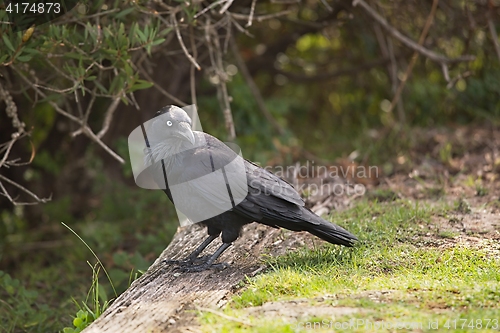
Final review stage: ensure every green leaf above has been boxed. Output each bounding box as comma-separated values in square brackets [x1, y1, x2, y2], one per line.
[93, 81, 108, 94]
[128, 22, 137, 43]
[120, 95, 129, 105]
[22, 47, 39, 55]
[16, 55, 32, 62]
[64, 52, 84, 60]
[109, 75, 124, 94]
[73, 317, 83, 328]
[136, 29, 147, 43]
[129, 80, 153, 92]
[151, 38, 165, 46]
[159, 27, 173, 37]
[2, 34, 15, 52]
[124, 63, 133, 77]
[114, 7, 135, 19]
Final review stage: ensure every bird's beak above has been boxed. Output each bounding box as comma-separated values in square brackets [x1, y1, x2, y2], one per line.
[176, 122, 195, 145]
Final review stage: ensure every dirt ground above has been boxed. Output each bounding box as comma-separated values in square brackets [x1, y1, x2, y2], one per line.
[381, 126, 500, 248]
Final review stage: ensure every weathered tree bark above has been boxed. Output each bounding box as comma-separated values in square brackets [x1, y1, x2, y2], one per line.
[82, 222, 317, 333]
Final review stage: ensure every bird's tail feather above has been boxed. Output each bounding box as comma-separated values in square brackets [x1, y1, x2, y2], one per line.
[305, 220, 358, 247]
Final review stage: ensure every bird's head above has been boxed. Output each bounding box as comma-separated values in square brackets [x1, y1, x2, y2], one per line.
[148, 105, 195, 146]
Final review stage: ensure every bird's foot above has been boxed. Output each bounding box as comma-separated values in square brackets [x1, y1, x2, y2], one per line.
[162, 255, 212, 267]
[163, 259, 189, 266]
[191, 255, 212, 264]
[178, 262, 229, 273]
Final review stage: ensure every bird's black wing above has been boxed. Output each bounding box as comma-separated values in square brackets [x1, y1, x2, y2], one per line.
[169, 133, 304, 216]
[244, 160, 304, 206]
[170, 133, 357, 246]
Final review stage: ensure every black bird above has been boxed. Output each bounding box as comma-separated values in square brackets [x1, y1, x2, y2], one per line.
[142, 105, 357, 272]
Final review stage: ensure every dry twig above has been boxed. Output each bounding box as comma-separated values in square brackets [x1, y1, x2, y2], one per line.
[386, 0, 440, 117]
[219, 0, 235, 14]
[172, 13, 201, 70]
[487, 6, 500, 62]
[0, 173, 52, 205]
[353, 0, 475, 65]
[205, 18, 236, 140]
[246, 0, 257, 27]
[190, 25, 198, 107]
[97, 94, 122, 138]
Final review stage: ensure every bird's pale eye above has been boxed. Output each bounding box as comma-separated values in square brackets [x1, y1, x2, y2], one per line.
[167, 121, 173, 127]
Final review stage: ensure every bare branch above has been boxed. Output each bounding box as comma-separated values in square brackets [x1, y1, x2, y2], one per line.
[0, 138, 17, 169]
[83, 87, 98, 126]
[246, 0, 257, 27]
[224, 15, 233, 53]
[230, 9, 295, 23]
[487, 7, 500, 62]
[320, 0, 333, 12]
[189, 25, 198, 107]
[205, 19, 236, 140]
[193, 0, 226, 19]
[373, 3, 404, 122]
[441, 63, 450, 82]
[0, 180, 15, 203]
[353, 0, 475, 64]
[172, 13, 201, 70]
[219, 0, 235, 14]
[446, 71, 472, 90]
[386, 0, 439, 118]
[82, 126, 125, 163]
[229, 14, 254, 37]
[0, 174, 52, 205]
[97, 94, 122, 139]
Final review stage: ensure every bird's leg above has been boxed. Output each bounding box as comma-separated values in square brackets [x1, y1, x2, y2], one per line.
[186, 234, 219, 263]
[163, 234, 218, 266]
[180, 242, 232, 272]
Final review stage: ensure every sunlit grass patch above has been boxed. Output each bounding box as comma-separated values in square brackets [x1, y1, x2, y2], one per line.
[199, 200, 500, 333]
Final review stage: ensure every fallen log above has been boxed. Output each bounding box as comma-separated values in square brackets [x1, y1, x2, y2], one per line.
[82, 222, 317, 333]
